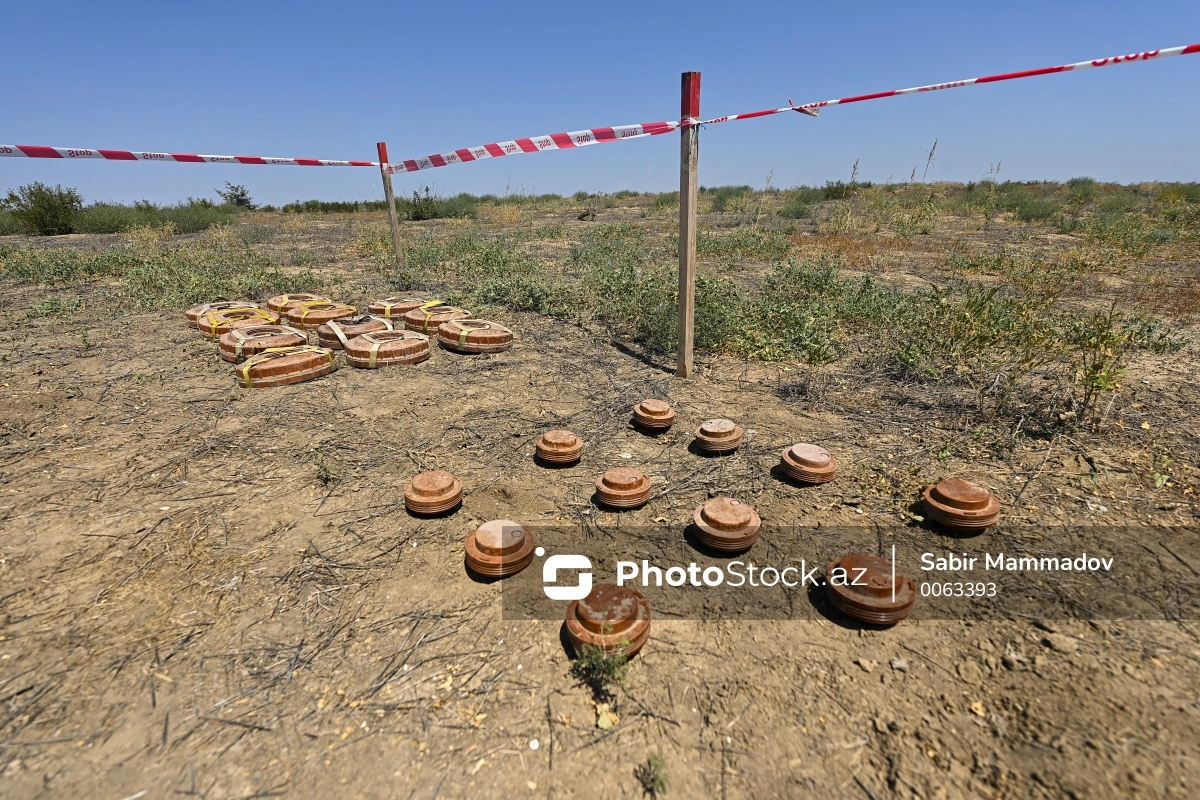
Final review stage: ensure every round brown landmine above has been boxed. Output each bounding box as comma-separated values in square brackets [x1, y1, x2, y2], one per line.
[286, 301, 358, 330]
[692, 497, 762, 553]
[534, 430, 584, 465]
[218, 324, 307, 362]
[233, 345, 337, 388]
[464, 520, 536, 578]
[266, 293, 329, 313]
[631, 399, 676, 431]
[404, 469, 463, 515]
[693, 418, 743, 453]
[922, 478, 1001, 532]
[780, 443, 838, 484]
[594, 467, 652, 509]
[343, 330, 430, 368]
[198, 307, 281, 340]
[824, 553, 917, 625]
[185, 300, 259, 328]
[438, 319, 513, 354]
[316, 315, 393, 350]
[403, 305, 472, 334]
[565, 583, 652, 658]
[367, 297, 428, 319]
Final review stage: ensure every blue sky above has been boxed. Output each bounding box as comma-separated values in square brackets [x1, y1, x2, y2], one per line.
[3, 1, 1198, 206]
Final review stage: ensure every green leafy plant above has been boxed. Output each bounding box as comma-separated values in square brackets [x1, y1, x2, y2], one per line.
[3, 182, 83, 235]
[635, 753, 669, 797]
[1065, 308, 1187, 427]
[216, 182, 256, 209]
[26, 294, 82, 318]
[570, 642, 629, 704]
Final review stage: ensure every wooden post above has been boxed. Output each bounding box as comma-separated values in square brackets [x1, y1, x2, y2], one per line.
[677, 72, 701, 378]
[376, 141, 404, 268]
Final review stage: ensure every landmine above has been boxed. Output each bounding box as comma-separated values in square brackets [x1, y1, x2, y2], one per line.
[595, 467, 652, 509]
[367, 297, 428, 319]
[437, 320, 513, 354]
[286, 301, 358, 330]
[233, 345, 336, 388]
[824, 553, 917, 625]
[565, 584, 652, 658]
[218, 325, 307, 362]
[693, 418, 743, 453]
[922, 478, 1001, 532]
[266, 293, 329, 314]
[534, 430, 584, 465]
[343, 330, 430, 368]
[403, 305, 472, 334]
[464, 520, 536, 578]
[631, 399, 676, 431]
[780, 443, 838, 484]
[185, 300, 259, 328]
[317, 315, 393, 350]
[198, 307, 280, 340]
[404, 470, 463, 515]
[692, 497, 761, 552]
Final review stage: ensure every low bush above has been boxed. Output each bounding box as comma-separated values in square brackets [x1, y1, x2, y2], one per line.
[74, 199, 237, 234]
[3, 182, 83, 235]
[401, 188, 478, 221]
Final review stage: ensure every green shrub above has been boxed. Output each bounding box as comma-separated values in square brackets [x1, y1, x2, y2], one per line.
[1004, 193, 1060, 222]
[401, 188, 477, 220]
[283, 199, 386, 214]
[706, 185, 752, 213]
[822, 180, 872, 200]
[238, 223, 278, 244]
[651, 192, 679, 212]
[696, 227, 790, 260]
[2, 182, 83, 235]
[26, 294, 82, 317]
[0, 210, 18, 235]
[216, 182, 255, 209]
[73, 199, 235, 234]
[158, 200, 239, 233]
[0, 244, 133, 283]
[74, 203, 140, 233]
[1066, 177, 1097, 205]
[778, 186, 825, 219]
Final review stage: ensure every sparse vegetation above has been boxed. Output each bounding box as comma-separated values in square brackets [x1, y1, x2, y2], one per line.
[635, 753, 670, 797]
[570, 642, 629, 703]
[2, 176, 1194, 434]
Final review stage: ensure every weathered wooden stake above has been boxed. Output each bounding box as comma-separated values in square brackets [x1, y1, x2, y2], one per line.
[376, 141, 404, 268]
[677, 72, 700, 378]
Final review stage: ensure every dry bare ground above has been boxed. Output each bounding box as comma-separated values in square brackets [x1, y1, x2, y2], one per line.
[2, 195, 1199, 799]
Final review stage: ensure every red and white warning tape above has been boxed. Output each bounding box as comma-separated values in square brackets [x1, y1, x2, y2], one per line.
[0, 143, 379, 167]
[4, 42, 1196, 175]
[384, 42, 1200, 174]
[386, 121, 680, 174]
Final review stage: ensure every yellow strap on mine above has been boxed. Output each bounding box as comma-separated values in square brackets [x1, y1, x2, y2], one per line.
[237, 345, 330, 387]
[327, 319, 348, 347]
[231, 328, 250, 359]
[370, 315, 394, 331]
[416, 300, 445, 332]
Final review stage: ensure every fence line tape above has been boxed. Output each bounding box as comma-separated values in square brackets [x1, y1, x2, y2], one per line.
[0, 143, 379, 168]
[3, 42, 1196, 176]
[384, 42, 1198, 175]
